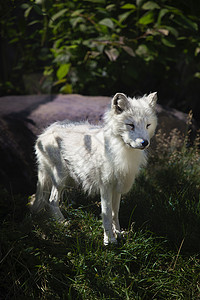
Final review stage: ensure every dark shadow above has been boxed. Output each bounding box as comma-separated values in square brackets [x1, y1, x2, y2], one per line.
[0, 116, 36, 194]
[119, 170, 200, 255]
[0, 95, 57, 195]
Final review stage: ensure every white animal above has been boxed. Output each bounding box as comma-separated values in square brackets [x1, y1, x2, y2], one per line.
[31, 92, 158, 245]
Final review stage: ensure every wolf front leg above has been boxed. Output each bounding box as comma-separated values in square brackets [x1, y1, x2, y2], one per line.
[112, 191, 122, 237]
[100, 186, 117, 245]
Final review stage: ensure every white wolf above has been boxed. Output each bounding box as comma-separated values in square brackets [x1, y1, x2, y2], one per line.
[31, 92, 157, 245]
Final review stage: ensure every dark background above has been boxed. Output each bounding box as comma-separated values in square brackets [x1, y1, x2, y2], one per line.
[1, 0, 200, 123]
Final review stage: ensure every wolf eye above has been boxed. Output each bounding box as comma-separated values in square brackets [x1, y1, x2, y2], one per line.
[126, 123, 135, 131]
[146, 124, 151, 129]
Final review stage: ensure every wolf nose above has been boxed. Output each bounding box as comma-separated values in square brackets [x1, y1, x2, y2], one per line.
[141, 140, 149, 148]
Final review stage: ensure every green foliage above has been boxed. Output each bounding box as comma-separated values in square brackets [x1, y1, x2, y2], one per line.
[1, 0, 200, 114]
[0, 130, 200, 298]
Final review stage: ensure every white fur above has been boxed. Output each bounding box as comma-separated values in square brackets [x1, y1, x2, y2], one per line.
[31, 92, 158, 245]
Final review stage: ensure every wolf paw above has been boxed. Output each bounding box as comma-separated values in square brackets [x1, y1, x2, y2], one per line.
[113, 228, 126, 238]
[104, 235, 118, 246]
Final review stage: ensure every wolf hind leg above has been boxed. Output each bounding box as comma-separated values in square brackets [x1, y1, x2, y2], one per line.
[30, 169, 51, 214]
[48, 185, 65, 221]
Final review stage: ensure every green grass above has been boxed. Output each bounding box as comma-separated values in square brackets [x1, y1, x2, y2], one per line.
[0, 130, 200, 299]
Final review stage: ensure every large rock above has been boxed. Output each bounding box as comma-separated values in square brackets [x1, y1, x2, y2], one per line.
[0, 94, 194, 194]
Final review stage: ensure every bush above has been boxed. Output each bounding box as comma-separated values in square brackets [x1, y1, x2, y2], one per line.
[1, 0, 200, 117]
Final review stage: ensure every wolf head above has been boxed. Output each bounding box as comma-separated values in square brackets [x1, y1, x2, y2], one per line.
[105, 92, 157, 150]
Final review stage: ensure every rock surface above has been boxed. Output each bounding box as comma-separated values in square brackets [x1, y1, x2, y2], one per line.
[0, 94, 193, 194]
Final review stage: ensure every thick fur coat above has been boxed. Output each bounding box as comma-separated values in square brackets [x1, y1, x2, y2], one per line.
[31, 92, 158, 245]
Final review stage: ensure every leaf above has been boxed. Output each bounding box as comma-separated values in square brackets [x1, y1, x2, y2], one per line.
[106, 4, 116, 11]
[142, 1, 160, 10]
[28, 20, 41, 26]
[161, 37, 175, 48]
[32, 4, 46, 16]
[122, 46, 135, 57]
[71, 9, 84, 17]
[70, 17, 85, 28]
[99, 18, 114, 29]
[164, 5, 182, 15]
[121, 4, 136, 10]
[146, 28, 169, 36]
[60, 83, 73, 94]
[163, 26, 179, 37]
[112, 17, 126, 28]
[194, 72, 200, 79]
[135, 44, 149, 57]
[145, 28, 169, 36]
[138, 11, 154, 25]
[9, 38, 19, 44]
[21, 3, 30, 9]
[53, 79, 67, 86]
[88, 51, 101, 59]
[44, 66, 53, 76]
[49, 9, 68, 26]
[118, 11, 133, 23]
[157, 8, 169, 24]
[24, 6, 32, 18]
[56, 63, 71, 80]
[105, 48, 119, 61]
[157, 28, 169, 36]
[195, 47, 200, 56]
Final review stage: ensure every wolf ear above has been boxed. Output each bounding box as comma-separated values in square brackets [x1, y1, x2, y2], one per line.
[112, 93, 129, 114]
[146, 92, 157, 108]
